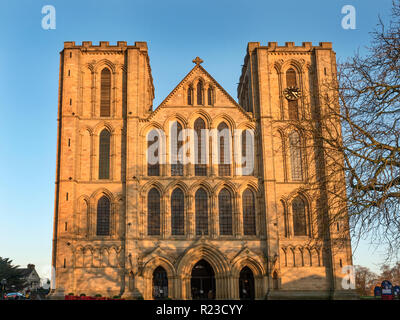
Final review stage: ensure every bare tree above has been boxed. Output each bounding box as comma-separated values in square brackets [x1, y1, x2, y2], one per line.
[354, 265, 379, 296]
[306, 1, 400, 260]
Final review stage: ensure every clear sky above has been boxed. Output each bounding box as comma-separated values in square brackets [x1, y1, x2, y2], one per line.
[0, 0, 394, 279]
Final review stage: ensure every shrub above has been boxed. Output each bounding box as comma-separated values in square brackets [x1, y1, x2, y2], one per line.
[80, 293, 86, 297]
[95, 294, 102, 297]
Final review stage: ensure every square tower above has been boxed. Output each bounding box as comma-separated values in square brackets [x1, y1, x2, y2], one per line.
[238, 42, 356, 299]
[51, 41, 154, 296]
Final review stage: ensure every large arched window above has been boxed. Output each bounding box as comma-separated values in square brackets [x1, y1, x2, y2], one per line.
[292, 196, 307, 236]
[197, 80, 203, 105]
[218, 122, 231, 176]
[147, 129, 160, 176]
[97, 196, 110, 236]
[242, 189, 256, 235]
[171, 188, 184, 235]
[286, 68, 299, 120]
[100, 68, 111, 117]
[148, 188, 161, 236]
[218, 188, 233, 235]
[171, 122, 183, 176]
[289, 131, 303, 181]
[194, 118, 207, 176]
[207, 87, 213, 105]
[99, 129, 111, 179]
[195, 188, 208, 236]
[241, 129, 254, 176]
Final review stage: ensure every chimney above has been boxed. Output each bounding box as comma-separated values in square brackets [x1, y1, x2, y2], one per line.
[27, 264, 35, 270]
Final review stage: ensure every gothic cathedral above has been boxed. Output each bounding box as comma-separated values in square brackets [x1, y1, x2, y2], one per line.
[51, 41, 356, 299]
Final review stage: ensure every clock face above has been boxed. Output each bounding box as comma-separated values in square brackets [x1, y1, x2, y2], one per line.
[283, 86, 301, 100]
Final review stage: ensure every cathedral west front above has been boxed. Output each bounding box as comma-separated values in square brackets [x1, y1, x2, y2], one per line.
[51, 40, 356, 299]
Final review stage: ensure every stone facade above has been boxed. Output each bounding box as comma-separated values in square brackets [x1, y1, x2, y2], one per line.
[51, 41, 356, 299]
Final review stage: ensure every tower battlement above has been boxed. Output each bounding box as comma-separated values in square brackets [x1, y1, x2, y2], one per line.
[247, 41, 333, 53]
[63, 41, 148, 52]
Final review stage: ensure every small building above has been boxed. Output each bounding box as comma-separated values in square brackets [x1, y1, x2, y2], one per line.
[18, 264, 41, 293]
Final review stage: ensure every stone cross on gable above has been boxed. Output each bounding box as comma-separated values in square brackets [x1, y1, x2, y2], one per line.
[192, 57, 204, 65]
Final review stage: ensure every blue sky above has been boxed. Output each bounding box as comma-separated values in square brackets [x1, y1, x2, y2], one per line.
[0, 0, 394, 279]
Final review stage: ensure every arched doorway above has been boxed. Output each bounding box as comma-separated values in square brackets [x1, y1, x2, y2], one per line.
[191, 259, 216, 300]
[153, 266, 168, 299]
[239, 266, 255, 300]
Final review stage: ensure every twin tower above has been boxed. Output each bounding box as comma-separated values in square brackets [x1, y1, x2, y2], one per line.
[51, 41, 356, 299]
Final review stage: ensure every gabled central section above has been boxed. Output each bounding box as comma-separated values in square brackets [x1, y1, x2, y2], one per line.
[157, 57, 244, 110]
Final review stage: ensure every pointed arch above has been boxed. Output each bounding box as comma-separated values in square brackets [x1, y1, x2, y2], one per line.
[177, 243, 230, 276]
[187, 109, 212, 128]
[165, 180, 189, 195]
[94, 59, 116, 73]
[140, 180, 165, 197]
